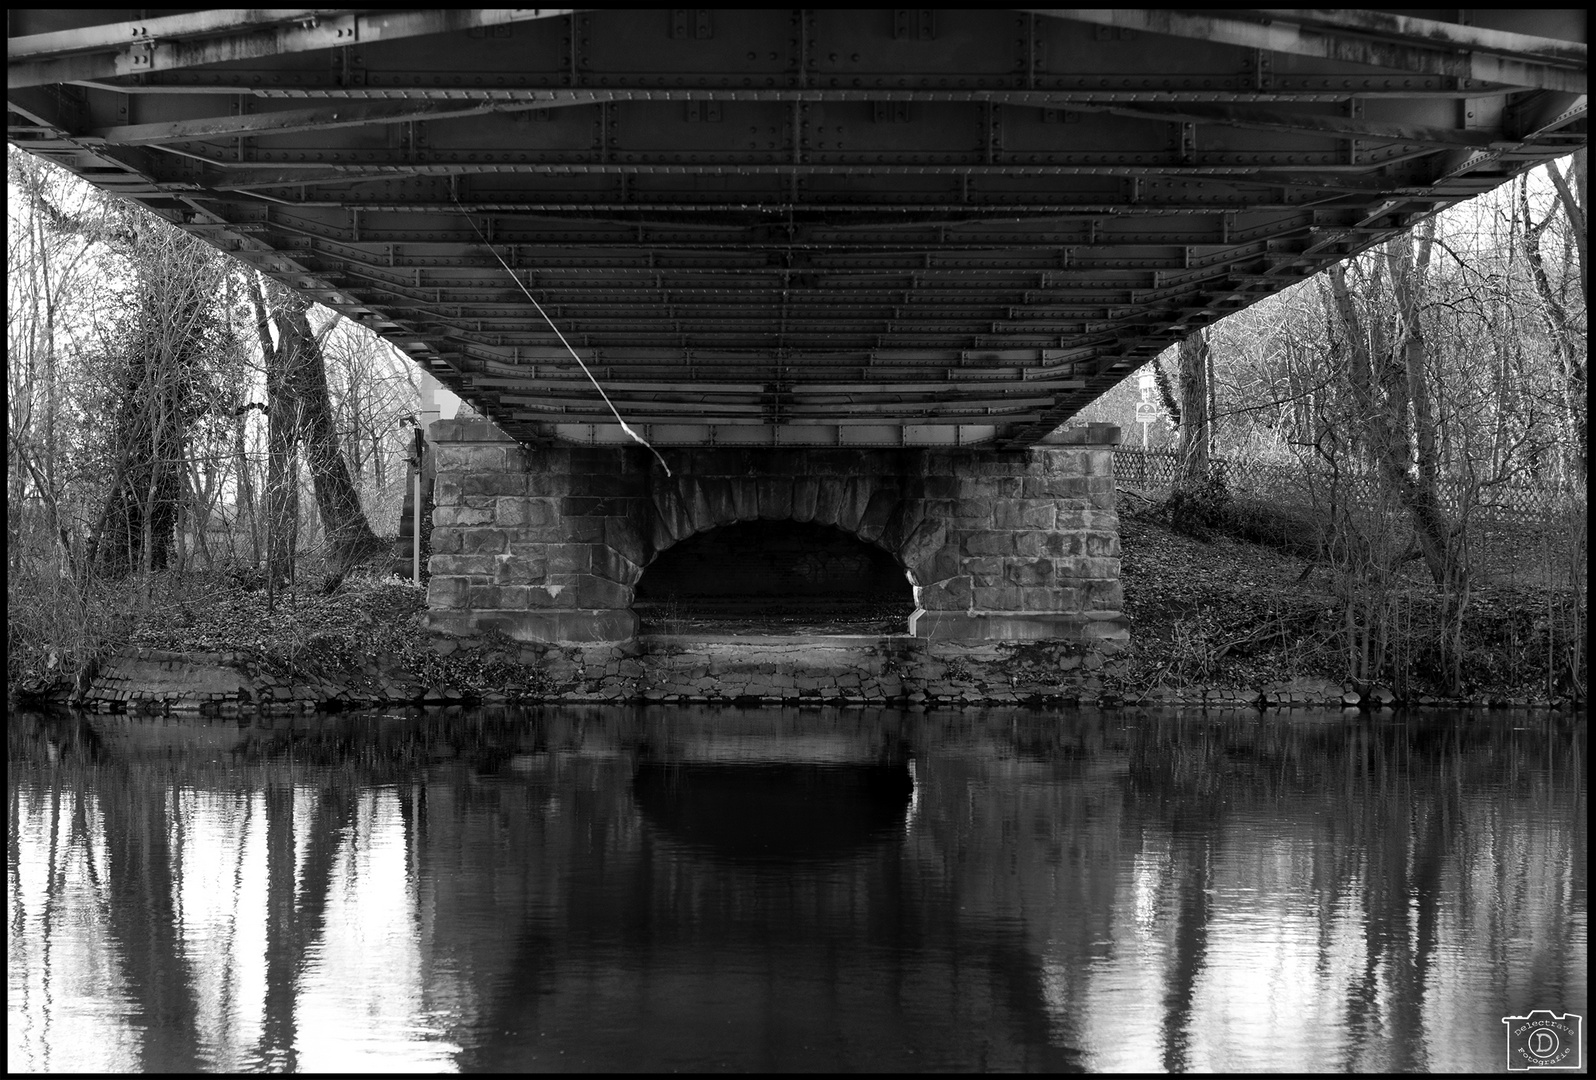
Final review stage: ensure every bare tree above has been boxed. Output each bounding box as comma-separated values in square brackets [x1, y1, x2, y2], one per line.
[249, 273, 302, 589]
[1324, 223, 1463, 591]
[85, 214, 231, 578]
[7, 150, 109, 580]
[321, 324, 420, 505]
[249, 276, 387, 582]
[1523, 152, 1587, 481]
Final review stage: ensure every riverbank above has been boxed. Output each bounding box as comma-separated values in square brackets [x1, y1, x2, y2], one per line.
[57, 633, 1575, 715]
[11, 509, 1583, 713]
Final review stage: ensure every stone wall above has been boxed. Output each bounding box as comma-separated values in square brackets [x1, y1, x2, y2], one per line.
[71, 638, 1137, 712]
[64, 640, 1505, 715]
[87, 649, 253, 710]
[83, 648, 361, 713]
[426, 420, 1125, 646]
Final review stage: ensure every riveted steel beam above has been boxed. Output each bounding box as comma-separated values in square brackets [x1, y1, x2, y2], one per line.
[8, 10, 356, 61]
[87, 89, 1503, 149]
[1033, 9, 1587, 94]
[9, 10, 573, 89]
[1253, 10, 1588, 67]
[85, 95, 590, 146]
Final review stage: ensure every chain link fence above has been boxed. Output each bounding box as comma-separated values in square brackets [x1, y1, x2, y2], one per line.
[1113, 448, 1580, 525]
[1112, 446, 1586, 592]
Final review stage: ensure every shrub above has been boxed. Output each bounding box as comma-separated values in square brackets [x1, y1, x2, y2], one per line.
[1222, 496, 1321, 557]
[1162, 467, 1232, 540]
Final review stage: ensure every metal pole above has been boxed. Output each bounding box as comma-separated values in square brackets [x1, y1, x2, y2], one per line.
[413, 432, 423, 584]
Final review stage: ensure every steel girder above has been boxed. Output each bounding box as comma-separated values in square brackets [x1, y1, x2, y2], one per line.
[8, 8, 1587, 447]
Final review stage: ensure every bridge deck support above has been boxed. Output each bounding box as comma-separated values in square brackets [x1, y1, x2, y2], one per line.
[425, 421, 1126, 648]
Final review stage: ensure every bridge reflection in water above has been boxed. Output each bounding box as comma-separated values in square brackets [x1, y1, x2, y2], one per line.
[6, 707, 1586, 1072]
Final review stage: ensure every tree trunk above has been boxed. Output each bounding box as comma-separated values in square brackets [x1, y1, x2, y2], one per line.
[1154, 351, 1181, 430]
[232, 407, 260, 564]
[184, 450, 214, 570]
[276, 301, 387, 571]
[92, 356, 184, 578]
[251, 273, 300, 587]
[264, 365, 300, 588]
[1327, 239, 1462, 590]
[1546, 149, 1587, 298]
[250, 274, 386, 579]
[1175, 328, 1211, 485]
[1527, 155, 1588, 482]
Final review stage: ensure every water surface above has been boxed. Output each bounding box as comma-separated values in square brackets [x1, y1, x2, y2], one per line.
[7, 706, 1586, 1072]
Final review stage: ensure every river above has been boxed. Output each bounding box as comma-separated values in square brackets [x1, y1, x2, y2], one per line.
[7, 705, 1586, 1072]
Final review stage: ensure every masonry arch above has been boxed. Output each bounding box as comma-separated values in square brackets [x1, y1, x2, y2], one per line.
[587, 462, 958, 635]
[636, 519, 917, 632]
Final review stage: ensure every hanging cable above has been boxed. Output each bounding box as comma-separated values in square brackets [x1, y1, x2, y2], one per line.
[450, 194, 672, 476]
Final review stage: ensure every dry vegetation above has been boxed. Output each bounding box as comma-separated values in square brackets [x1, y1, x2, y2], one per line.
[1111, 495, 1584, 703]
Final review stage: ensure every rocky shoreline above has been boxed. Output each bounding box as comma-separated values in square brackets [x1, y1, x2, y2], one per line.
[50, 635, 1579, 716]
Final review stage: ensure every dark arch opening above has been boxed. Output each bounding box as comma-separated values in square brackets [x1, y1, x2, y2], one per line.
[635, 520, 915, 635]
[632, 760, 914, 864]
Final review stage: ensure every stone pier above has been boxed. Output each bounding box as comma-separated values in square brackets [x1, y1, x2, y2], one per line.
[425, 420, 1126, 647]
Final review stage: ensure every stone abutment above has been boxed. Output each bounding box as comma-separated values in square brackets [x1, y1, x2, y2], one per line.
[425, 420, 1126, 646]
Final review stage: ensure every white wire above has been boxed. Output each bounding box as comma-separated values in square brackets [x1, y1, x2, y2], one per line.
[452, 199, 672, 476]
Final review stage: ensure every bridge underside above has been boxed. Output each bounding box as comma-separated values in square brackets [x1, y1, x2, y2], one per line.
[8, 8, 1587, 449]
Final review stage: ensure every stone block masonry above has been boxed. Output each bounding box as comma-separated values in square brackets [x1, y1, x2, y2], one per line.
[69, 638, 1125, 713]
[69, 638, 1532, 714]
[427, 420, 1127, 647]
[82, 648, 376, 714]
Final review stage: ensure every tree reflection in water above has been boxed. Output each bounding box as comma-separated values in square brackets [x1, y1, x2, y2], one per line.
[6, 706, 1585, 1072]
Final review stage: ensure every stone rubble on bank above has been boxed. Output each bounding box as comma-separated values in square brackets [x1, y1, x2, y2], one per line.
[65, 639, 1576, 716]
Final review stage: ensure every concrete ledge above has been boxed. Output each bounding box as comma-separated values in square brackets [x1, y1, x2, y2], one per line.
[89, 651, 252, 701]
[427, 607, 639, 643]
[643, 633, 907, 647]
[1037, 423, 1122, 446]
[907, 610, 1129, 643]
[428, 418, 515, 444]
